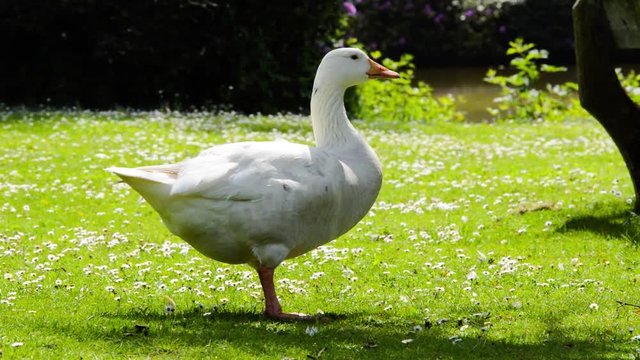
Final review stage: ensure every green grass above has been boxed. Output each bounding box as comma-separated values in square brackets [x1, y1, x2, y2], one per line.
[2, 110, 640, 359]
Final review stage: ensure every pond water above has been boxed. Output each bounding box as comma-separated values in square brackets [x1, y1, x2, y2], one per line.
[416, 65, 639, 122]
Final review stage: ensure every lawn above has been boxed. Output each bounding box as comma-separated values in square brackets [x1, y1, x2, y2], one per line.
[1, 110, 640, 359]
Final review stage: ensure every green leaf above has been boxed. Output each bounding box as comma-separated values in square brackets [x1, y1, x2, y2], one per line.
[540, 64, 567, 73]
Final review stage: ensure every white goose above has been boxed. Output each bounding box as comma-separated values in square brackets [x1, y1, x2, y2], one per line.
[107, 48, 399, 320]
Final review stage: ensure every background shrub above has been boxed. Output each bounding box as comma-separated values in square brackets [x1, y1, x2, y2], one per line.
[483, 38, 587, 122]
[2, 0, 635, 113]
[504, 0, 575, 65]
[352, 52, 463, 123]
[343, 0, 511, 66]
[0, 0, 344, 112]
[345, 0, 580, 66]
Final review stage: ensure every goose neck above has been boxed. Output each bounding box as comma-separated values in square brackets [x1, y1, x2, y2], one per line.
[310, 85, 358, 148]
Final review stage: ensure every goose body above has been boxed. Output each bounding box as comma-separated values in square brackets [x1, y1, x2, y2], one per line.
[108, 48, 398, 320]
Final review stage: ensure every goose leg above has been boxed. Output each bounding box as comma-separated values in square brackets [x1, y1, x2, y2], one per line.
[257, 266, 311, 321]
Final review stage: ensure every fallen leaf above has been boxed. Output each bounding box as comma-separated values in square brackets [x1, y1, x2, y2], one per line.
[516, 201, 555, 214]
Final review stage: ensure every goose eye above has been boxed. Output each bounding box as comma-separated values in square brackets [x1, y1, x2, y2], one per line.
[350, 54, 359, 60]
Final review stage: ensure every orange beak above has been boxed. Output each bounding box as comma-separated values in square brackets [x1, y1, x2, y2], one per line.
[367, 58, 400, 79]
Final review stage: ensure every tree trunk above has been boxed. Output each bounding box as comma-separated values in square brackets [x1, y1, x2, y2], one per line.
[573, 0, 640, 211]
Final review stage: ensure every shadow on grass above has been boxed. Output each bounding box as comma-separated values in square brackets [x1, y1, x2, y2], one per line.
[48, 307, 626, 359]
[556, 204, 640, 243]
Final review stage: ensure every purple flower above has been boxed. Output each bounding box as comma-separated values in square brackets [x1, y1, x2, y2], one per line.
[343, 2, 357, 16]
[423, 4, 435, 16]
[434, 13, 445, 24]
[498, 25, 507, 34]
[464, 9, 475, 17]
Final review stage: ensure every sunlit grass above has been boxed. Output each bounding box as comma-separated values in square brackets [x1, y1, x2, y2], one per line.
[1, 110, 640, 359]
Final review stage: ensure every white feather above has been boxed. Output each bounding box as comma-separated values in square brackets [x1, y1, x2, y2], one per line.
[106, 48, 383, 270]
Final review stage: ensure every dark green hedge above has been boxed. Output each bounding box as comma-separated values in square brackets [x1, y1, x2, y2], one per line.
[4, 0, 632, 112]
[0, 0, 344, 112]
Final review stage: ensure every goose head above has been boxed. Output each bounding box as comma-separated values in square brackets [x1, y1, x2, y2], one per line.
[313, 48, 399, 90]
[310, 48, 399, 147]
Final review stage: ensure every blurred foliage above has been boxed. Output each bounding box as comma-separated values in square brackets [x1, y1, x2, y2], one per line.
[352, 37, 640, 124]
[351, 51, 463, 123]
[0, 0, 345, 112]
[504, 0, 576, 65]
[343, 0, 510, 66]
[483, 39, 587, 122]
[1, 0, 634, 113]
[343, 0, 579, 66]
